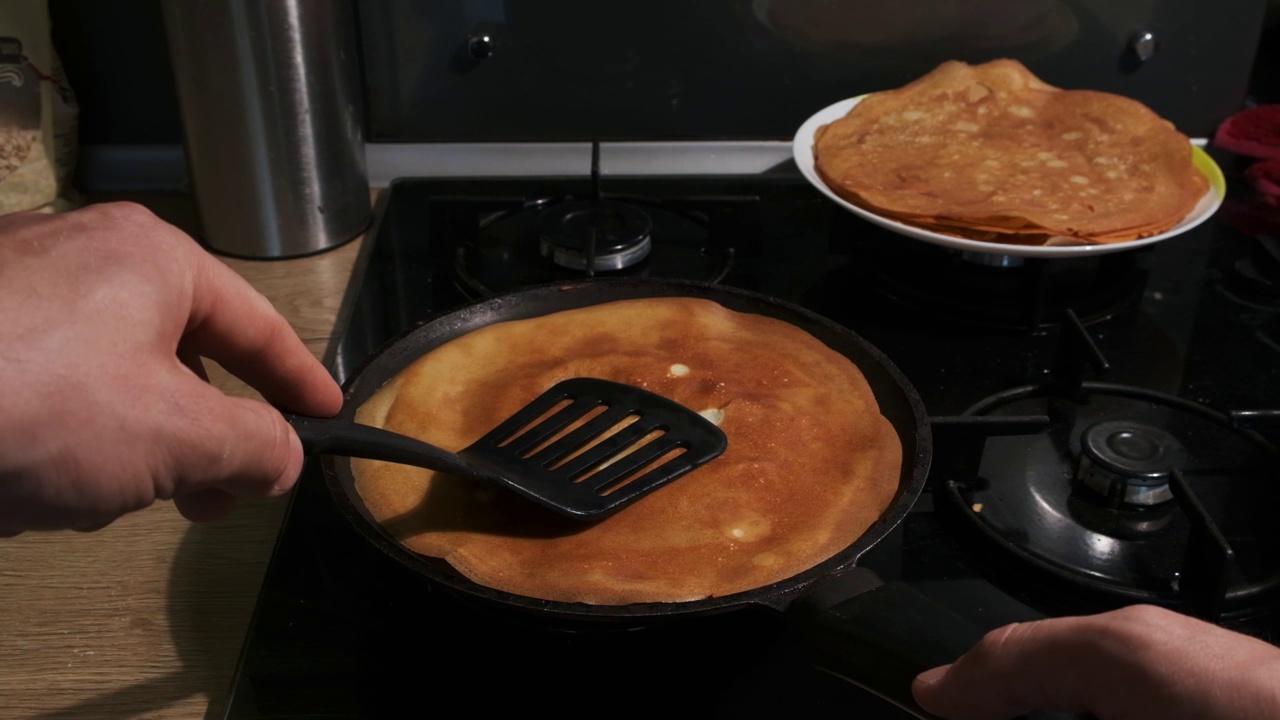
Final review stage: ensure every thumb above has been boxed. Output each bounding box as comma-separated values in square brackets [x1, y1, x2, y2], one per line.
[912, 606, 1280, 720]
[163, 386, 306, 504]
[910, 619, 1107, 720]
[173, 488, 240, 523]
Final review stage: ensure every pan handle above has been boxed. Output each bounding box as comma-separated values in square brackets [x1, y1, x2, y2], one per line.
[790, 566, 1084, 720]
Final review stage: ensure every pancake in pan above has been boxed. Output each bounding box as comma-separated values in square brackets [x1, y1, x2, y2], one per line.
[349, 297, 903, 605]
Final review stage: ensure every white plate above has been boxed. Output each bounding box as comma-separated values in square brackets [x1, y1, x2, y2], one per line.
[792, 96, 1226, 258]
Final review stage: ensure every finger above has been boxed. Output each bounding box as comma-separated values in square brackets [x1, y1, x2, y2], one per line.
[0, 208, 56, 234]
[912, 607, 1280, 720]
[180, 251, 343, 417]
[158, 379, 306, 501]
[174, 488, 239, 522]
[911, 618, 1111, 720]
[73, 519, 115, 533]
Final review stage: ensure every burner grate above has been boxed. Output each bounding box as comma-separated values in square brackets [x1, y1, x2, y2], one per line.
[843, 227, 1150, 332]
[930, 312, 1280, 621]
[453, 193, 738, 298]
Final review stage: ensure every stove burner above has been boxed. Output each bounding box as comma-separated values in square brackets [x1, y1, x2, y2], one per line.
[958, 251, 1026, 268]
[454, 194, 736, 298]
[934, 383, 1280, 619]
[1077, 421, 1187, 506]
[841, 226, 1148, 331]
[537, 198, 654, 271]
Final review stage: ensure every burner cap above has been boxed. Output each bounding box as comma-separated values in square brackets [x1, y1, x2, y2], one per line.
[538, 199, 653, 271]
[1078, 421, 1186, 506]
[1082, 421, 1182, 480]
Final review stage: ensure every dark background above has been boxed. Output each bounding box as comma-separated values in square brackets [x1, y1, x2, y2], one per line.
[44, 0, 1280, 149]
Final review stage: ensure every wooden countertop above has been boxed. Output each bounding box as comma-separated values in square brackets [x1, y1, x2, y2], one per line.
[0, 192, 375, 720]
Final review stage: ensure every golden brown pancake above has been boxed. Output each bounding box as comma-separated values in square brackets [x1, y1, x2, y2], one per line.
[813, 59, 1208, 245]
[350, 297, 903, 605]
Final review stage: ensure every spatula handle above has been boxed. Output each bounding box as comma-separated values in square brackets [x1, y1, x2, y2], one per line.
[283, 413, 481, 479]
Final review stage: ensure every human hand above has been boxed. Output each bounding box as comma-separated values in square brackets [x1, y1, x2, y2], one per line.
[0, 202, 344, 535]
[911, 604, 1280, 720]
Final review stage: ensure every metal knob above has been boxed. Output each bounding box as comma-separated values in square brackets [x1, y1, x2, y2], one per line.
[1129, 31, 1158, 62]
[467, 33, 494, 60]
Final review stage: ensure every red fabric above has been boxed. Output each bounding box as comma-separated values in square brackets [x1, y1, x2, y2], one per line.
[1246, 160, 1280, 204]
[1213, 105, 1280, 161]
[1219, 195, 1280, 236]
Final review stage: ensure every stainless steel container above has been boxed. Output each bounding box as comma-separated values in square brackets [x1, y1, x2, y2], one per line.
[162, 0, 370, 259]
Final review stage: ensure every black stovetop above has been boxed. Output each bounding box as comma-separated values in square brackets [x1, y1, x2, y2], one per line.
[221, 163, 1280, 719]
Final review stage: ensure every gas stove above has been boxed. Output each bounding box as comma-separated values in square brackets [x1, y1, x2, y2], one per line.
[221, 154, 1280, 719]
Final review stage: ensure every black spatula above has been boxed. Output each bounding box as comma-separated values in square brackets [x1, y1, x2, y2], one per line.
[283, 377, 728, 520]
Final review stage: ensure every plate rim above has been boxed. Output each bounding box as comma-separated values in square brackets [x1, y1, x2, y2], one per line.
[792, 95, 1226, 258]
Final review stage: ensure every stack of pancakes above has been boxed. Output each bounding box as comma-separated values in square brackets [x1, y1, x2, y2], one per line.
[350, 297, 902, 605]
[813, 59, 1208, 246]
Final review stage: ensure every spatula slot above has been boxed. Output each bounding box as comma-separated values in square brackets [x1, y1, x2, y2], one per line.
[539, 412, 648, 469]
[500, 400, 607, 456]
[582, 440, 691, 495]
[576, 435, 682, 487]
[551, 422, 663, 476]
